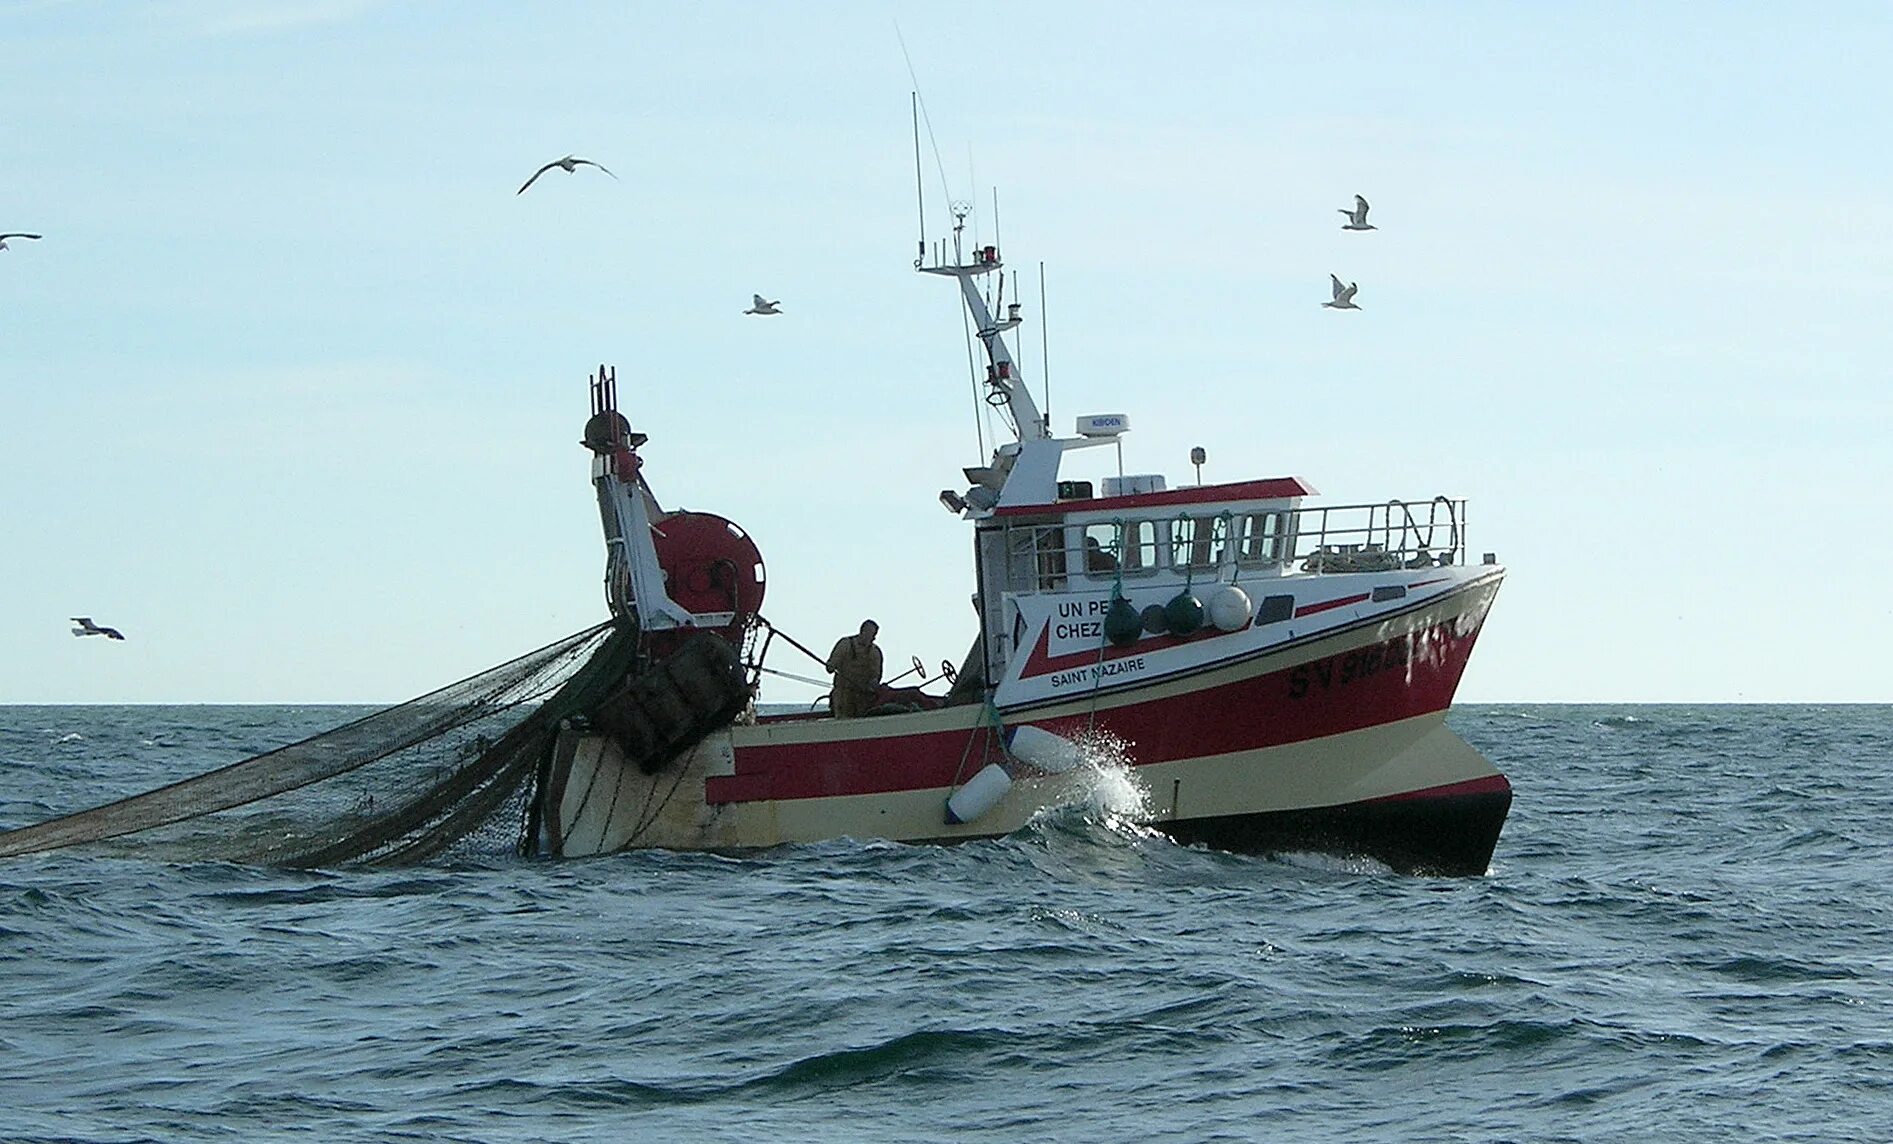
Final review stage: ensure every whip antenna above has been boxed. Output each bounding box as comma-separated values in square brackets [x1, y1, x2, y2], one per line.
[912, 92, 925, 265]
[1040, 261, 1051, 423]
[992, 187, 1002, 259]
[895, 23, 955, 227]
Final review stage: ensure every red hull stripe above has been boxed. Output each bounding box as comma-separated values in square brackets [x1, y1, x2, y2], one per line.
[714, 613, 1487, 804]
[1364, 774, 1511, 803]
[1294, 592, 1370, 618]
[991, 477, 1315, 517]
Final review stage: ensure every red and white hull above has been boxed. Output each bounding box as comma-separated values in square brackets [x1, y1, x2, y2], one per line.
[543, 572, 1508, 875]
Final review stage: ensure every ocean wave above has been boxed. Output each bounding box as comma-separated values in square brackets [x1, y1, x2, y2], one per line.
[7, 702, 1893, 1141]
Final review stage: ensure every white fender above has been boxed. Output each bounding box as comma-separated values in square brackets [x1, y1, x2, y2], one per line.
[945, 762, 1013, 824]
[1207, 584, 1254, 632]
[1004, 725, 1083, 774]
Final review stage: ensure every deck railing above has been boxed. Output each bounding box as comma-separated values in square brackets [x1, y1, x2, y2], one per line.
[1294, 496, 1466, 574]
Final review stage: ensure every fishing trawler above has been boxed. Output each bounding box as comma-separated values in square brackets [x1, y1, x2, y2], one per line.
[533, 220, 1511, 875]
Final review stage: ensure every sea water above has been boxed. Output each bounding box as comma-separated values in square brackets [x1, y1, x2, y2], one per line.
[1, 705, 1888, 1142]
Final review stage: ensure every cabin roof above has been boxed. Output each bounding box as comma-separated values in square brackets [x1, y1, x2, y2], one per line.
[991, 477, 1317, 518]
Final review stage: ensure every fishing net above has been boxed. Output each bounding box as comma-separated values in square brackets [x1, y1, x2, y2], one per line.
[0, 621, 642, 867]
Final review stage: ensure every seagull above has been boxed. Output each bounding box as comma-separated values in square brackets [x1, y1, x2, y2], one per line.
[516, 155, 618, 195]
[0, 233, 43, 251]
[70, 617, 127, 641]
[743, 294, 782, 315]
[1322, 274, 1361, 310]
[1338, 194, 1376, 231]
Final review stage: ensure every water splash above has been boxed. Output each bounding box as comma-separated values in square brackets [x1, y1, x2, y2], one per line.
[1065, 727, 1152, 822]
[1010, 728, 1165, 861]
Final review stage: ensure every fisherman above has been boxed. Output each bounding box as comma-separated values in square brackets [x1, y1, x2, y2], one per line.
[824, 619, 884, 718]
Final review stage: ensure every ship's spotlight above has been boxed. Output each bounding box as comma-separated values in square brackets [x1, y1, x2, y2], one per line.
[939, 490, 966, 514]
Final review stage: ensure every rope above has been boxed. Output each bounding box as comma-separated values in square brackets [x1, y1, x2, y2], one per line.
[1071, 518, 1136, 735]
[947, 696, 1005, 793]
[618, 745, 698, 849]
[1173, 512, 1197, 592]
[1105, 518, 1125, 570]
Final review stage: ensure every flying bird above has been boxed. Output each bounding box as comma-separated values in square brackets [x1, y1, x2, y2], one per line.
[517, 155, 617, 195]
[743, 294, 782, 315]
[1322, 274, 1361, 310]
[1338, 195, 1376, 231]
[70, 617, 126, 641]
[0, 233, 43, 251]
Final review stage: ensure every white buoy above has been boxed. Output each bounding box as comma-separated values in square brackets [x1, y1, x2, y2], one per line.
[1207, 584, 1254, 632]
[944, 762, 1013, 824]
[1005, 725, 1083, 773]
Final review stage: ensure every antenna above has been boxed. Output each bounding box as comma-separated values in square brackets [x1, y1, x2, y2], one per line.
[1039, 261, 1050, 424]
[966, 144, 977, 251]
[895, 24, 955, 235]
[911, 92, 925, 266]
[990, 188, 1003, 314]
[591, 362, 616, 415]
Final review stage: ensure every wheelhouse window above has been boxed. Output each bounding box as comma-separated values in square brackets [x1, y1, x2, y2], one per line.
[1122, 520, 1159, 572]
[1081, 520, 1159, 577]
[1172, 515, 1230, 572]
[1237, 510, 1292, 567]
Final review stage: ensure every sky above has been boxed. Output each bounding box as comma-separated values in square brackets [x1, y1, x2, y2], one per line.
[5, 2, 1891, 704]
